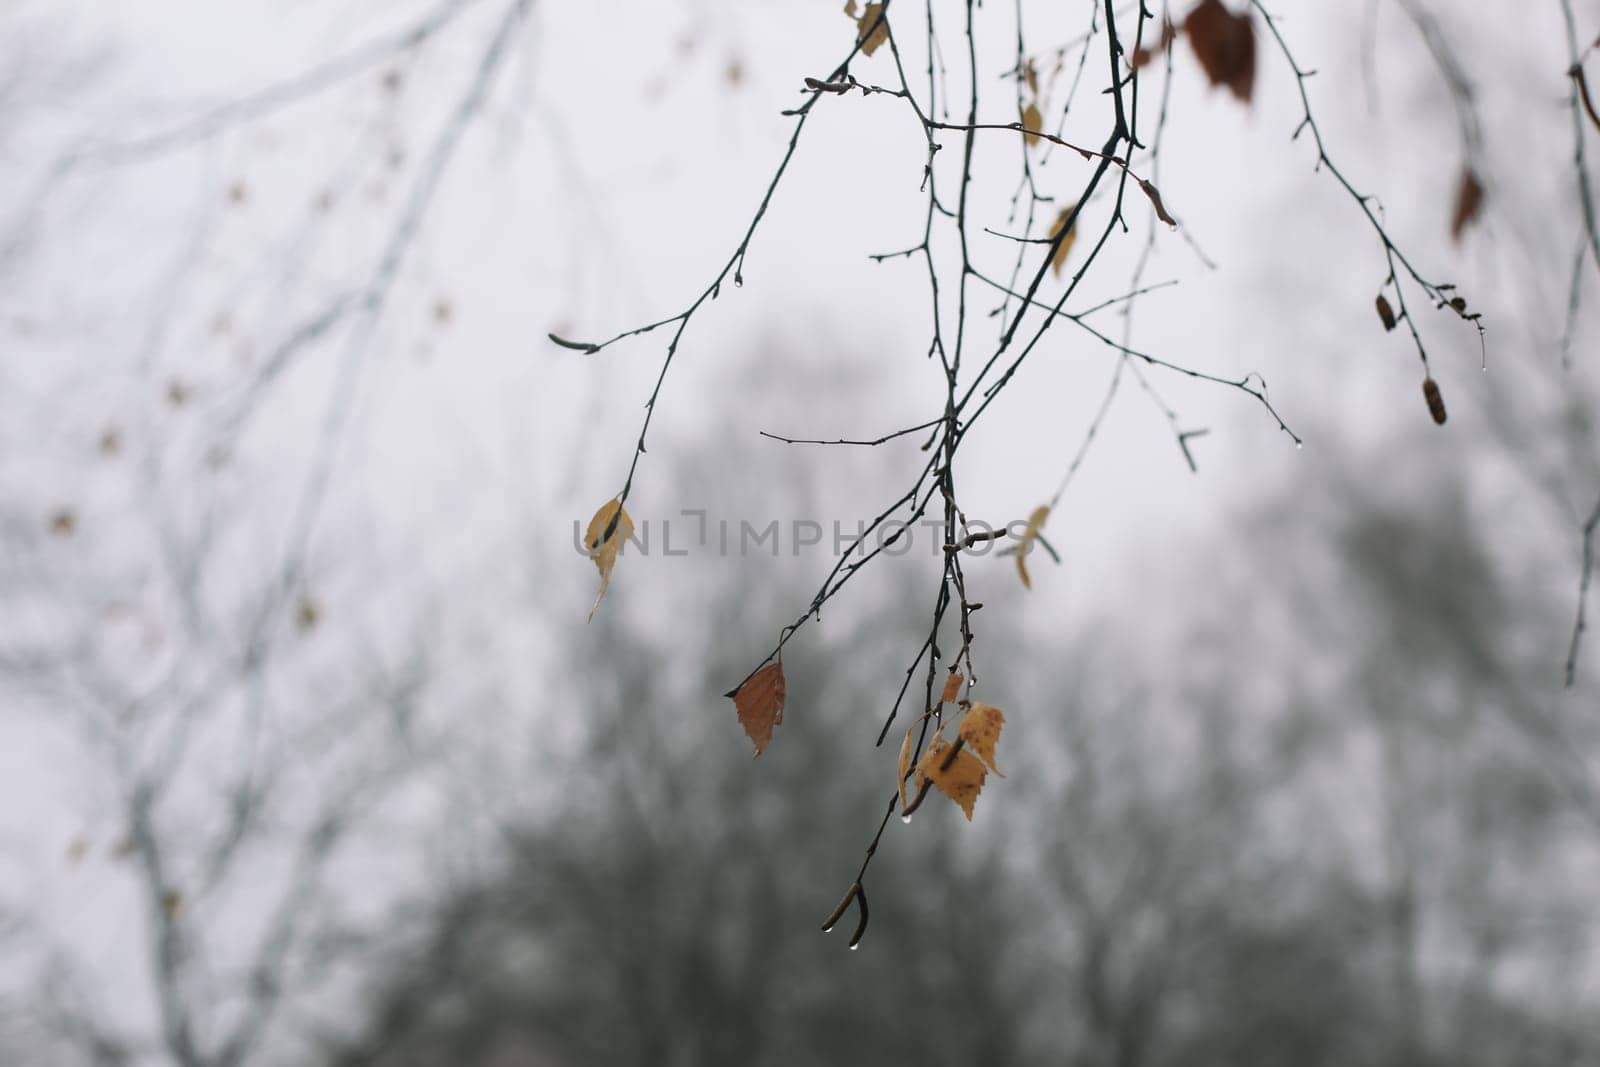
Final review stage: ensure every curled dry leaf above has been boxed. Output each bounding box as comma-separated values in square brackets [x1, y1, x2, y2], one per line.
[730, 660, 787, 757]
[1184, 0, 1256, 104]
[584, 498, 634, 621]
[855, 3, 887, 57]
[917, 738, 987, 820]
[958, 702, 1006, 775]
[1422, 376, 1447, 425]
[1450, 168, 1484, 242]
[1138, 178, 1177, 227]
[939, 671, 964, 704]
[1375, 294, 1397, 331]
[1002, 504, 1051, 590]
[1049, 207, 1078, 276]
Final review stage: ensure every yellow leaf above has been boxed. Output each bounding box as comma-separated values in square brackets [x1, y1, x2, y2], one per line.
[897, 725, 915, 810]
[1002, 504, 1050, 590]
[855, 3, 887, 57]
[958, 703, 1006, 775]
[939, 671, 964, 704]
[731, 660, 786, 757]
[917, 738, 987, 820]
[1021, 101, 1044, 146]
[1049, 207, 1077, 276]
[584, 497, 634, 621]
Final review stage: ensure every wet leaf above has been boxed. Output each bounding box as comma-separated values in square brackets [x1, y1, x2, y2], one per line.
[958, 702, 1006, 775]
[939, 671, 964, 703]
[584, 498, 634, 621]
[917, 738, 987, 820]
[1184, 0, 1256, 103]
[730, 660, 787, 757]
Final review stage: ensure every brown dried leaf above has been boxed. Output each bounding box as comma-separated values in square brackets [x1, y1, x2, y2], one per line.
[843, 0, 858, 17]
[1184, 0, 1256, 104]
[1450, 168, 1483, 242]
[855, 3, 888, 57]
[958, 702, 1006, 775]
[917, 738, 987, 820]
[731, 660, 787, 757]
[1138, 177, 1177, 227]
[1023, 57, 1039, 96]
[1049, 207, 1078, 276]
[584, 498, 634, 621]
[939, 671, 964, 704]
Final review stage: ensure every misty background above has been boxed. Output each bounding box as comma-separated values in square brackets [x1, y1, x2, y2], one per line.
[3, 0, 1600, 1064]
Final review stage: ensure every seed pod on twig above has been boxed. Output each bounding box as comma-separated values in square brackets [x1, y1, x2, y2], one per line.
[1422, 376, 1447, 425]
[1375, 294, 1396, 331]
